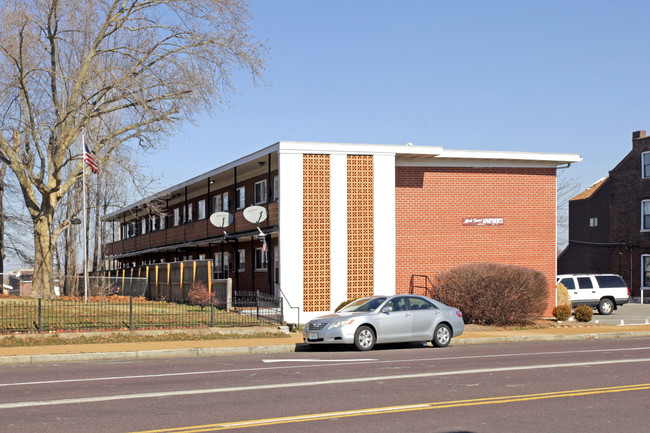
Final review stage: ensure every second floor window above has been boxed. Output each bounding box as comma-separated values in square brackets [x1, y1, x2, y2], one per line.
[643, 152, 650, 178]
[643, 200, 650, 231]
[254, 180, 267, 204]
[236, 186, 245, 210]
[141, 218, 147, 234]
[198, 199, 206, 220]
[589, 217, 598, 227]
[173, 208, 180, 226]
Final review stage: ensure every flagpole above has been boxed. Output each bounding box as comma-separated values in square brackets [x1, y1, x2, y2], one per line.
[82, 132, 89, 302]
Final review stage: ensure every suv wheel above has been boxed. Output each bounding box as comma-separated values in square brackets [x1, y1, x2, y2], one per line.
[598, 298, 614, 315]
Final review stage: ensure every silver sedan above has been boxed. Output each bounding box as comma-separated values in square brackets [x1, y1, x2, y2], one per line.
[303, 294, 464, 351]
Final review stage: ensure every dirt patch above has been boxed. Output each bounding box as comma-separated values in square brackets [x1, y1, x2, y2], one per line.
[464, 319, 607, 332]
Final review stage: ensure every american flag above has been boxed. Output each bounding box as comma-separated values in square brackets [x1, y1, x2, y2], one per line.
[83, 142, 99, 174]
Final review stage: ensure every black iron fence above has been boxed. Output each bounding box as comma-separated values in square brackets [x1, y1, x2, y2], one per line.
[0, 295, 283, 334]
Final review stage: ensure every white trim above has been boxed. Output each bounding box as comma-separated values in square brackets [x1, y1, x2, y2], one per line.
[373, 153, 396, 296]
[642, 200, 650, 232]
[396, 157, 567, 169]
[643, 152, 650, 179]
[330, 154, 348, 311]
[278, 152, 303, 324]
[642, 254, 650, 289]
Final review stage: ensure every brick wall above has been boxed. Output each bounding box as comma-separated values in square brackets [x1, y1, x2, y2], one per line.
[395, 166, 557, 315]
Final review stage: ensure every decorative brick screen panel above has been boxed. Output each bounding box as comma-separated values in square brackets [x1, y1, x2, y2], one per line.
[303, 154, 331, 312]
[347, 155, 374, 300]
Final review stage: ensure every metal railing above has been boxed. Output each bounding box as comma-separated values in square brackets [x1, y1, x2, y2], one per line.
[409, 275, 446, 303]
[0, 295, 283, 334]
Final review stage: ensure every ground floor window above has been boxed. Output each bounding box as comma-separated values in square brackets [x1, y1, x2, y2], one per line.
[643, 255, 650, 288]
[213, 252, 230, 279]
[238, 249, 245, 272]
[255, 247, 267, 271]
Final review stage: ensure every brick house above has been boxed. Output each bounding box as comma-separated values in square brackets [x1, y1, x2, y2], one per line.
[558, 130, 650, 301]
[105, 141, 580, 323]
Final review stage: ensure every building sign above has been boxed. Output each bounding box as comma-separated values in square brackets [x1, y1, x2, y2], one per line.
[462, 217, 504, 226]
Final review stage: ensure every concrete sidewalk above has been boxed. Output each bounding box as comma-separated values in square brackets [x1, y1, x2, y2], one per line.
[2, 323, 650, 365]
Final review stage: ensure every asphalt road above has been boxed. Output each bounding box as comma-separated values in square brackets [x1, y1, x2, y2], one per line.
[2, 338, 650, 433]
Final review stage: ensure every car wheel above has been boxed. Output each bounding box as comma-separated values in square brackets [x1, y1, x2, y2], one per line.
[598, 298, 614, 315]
[432, 323, 451, 347]
[354, 325, 375, 351]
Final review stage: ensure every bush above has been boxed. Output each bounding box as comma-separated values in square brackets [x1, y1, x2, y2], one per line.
[556, 282, 571, 307]
[573, 305, 593, 322]
[187, 281, 212, 309]
[436, 263, 549, 326]
[334, 298, 357, 312]
[553, 305, 572, 321]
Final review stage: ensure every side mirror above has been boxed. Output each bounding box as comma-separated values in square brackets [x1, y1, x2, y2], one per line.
[381, 306, 393, 314]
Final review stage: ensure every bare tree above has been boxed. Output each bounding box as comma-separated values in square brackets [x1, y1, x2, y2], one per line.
[557, 170, 582, 253]
[0, 0, 266, 297]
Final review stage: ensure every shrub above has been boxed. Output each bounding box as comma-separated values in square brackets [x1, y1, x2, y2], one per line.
[556, 282, 571, 307]
[553, 305, 572, 321]
[573, 305, 593, 322]
[187, 281, 212, 309]
[436, 263, 549, 326]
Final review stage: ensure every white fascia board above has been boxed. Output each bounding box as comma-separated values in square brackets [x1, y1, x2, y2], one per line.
[397, 149, 582, 168]
[106, 143, 279, 220]
[277, 141, 443, 157]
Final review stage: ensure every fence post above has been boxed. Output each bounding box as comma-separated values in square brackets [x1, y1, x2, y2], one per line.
[210, 296, 215, 327]
[256, 290, 260, 320]
[38, 298, 42, 333]
[129, 295, 134, 331]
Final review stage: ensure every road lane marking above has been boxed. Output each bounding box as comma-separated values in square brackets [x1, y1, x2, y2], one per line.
[128, 383, 650, 432]
[2, 357, 650, 409]
[261, 358, 377, 363]
[3, 345, 650, 388]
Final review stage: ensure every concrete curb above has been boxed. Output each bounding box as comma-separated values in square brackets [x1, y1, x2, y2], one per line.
[3, 331, 650, 365]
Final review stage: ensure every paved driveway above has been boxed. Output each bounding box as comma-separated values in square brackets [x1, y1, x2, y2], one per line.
[592, 303, 650, 325]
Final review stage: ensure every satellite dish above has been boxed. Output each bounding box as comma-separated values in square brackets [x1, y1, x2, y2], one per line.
[209, 212, 233, 228]
[243, 205, 267, 224]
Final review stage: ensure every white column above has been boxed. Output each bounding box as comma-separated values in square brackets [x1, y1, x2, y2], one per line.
[278, 151, 303, 324]
[330, 153, 348, 311]
[374, 153, 396, 295]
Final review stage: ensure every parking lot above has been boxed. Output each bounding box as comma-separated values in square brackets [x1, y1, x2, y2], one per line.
[592, 302, 650, 325]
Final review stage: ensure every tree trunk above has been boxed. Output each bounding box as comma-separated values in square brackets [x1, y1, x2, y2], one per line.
[32, 212, 56, 299]
[0, 162, 6, 275]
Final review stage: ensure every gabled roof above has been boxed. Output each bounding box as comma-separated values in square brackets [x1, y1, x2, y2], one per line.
[569, 176, 609, 201]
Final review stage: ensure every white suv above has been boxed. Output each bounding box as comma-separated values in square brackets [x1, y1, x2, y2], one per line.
[556, 274, 630, 315]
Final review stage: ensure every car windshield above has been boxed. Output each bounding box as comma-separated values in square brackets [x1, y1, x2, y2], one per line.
[338, 297, 387, 313]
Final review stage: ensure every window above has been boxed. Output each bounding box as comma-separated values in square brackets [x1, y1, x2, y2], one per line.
[160, 213, 165, 230]
[236, 187, 245, 210]
[408, 296, 437, 310]
[213, 193, 222, 212]
[589, 217, 598, 227]
[273, 175, 279, 201]
[643, 200, 650, 231]
[129, 222, 135, 237]
[643, 152, 650, 178]
[255, 248, 267, 270]
[643, 255, 650, 288]
[141, 218, 147, 234]
[187, 203, 193, 222]
[223, 192, 229, 212]
[559, 278, 575, 291]
[594, 275, 626, 288]
[173, 208, 180, 226]
[577, 277, 593, 289]
[254, 180, 267, 204]
[150, 215, 157, 232]
[213, 252, 230, 279]
[237, 249, 245, 272]
[198, 199, 206, 220]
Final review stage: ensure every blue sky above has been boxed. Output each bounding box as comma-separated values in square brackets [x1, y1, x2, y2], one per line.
[146, 0, 650, 193]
